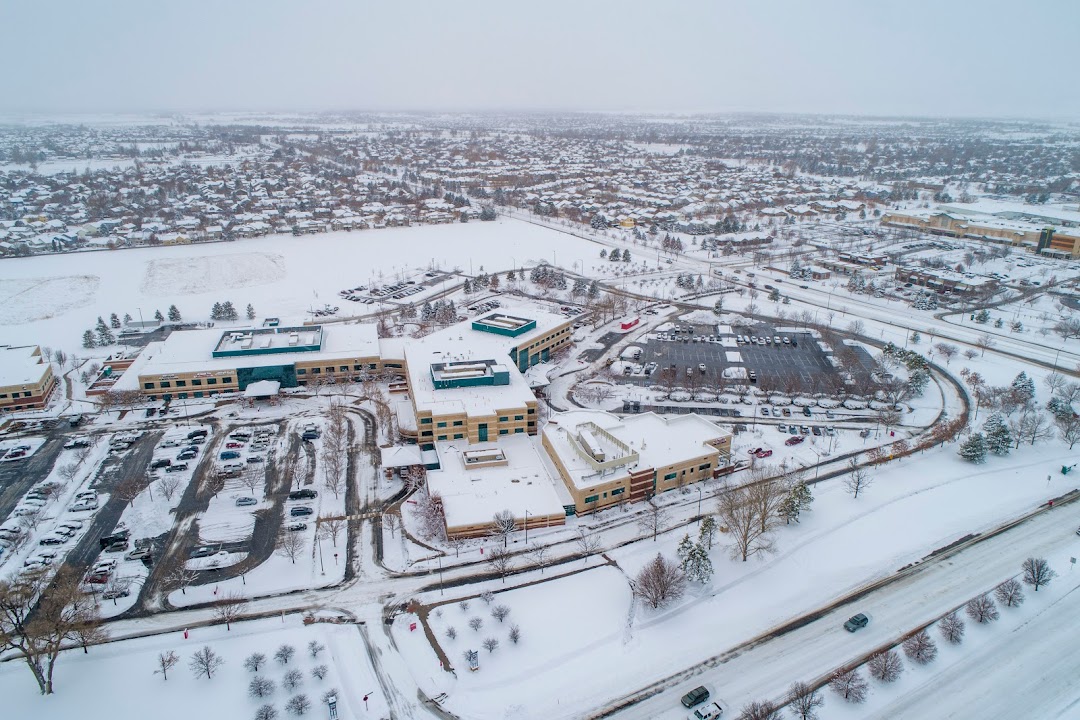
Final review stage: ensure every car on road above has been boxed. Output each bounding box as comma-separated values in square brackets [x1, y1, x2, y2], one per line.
[290, 506, 314, 517]
[690, 701, 724, 720]
[166, 463, 188, 473]
[289, 489, 318, 500]
[785, 436, 805, 446]
[825, 410, 835, 419]
[287, 523, 308, 532]
[681, 686, 710, 709]
[235, 497, 258, 507]
[844, 613, 869, 632]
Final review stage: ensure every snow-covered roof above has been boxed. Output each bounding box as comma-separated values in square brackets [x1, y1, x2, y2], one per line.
[0, 345, 49, 388]
[428, 436, 569, 529]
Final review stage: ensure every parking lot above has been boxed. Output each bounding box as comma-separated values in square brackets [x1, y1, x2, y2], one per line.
[627, 322, 875, 392]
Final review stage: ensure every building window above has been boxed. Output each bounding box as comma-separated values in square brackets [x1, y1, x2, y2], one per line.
[311, 368, 321, 374]
[437, 422, 447, 428]
[353, 364, 363, 371]
[421, 430, 432, 437]
[584, 495, 599, 504]
[437, 435, 447, 441]
[339, 366, 348, 373]
[207, 378, 217, 385]
[143, 382, 154, 390]
[452, 420, 463, 427]
[192, 379, 202, 386]
[194, 392, 203, 398]
[176, 380, 186, 387]
[222, 377, 233, 384]
[160, 381, 171, 388]
[611, 487, 625, 496]
[515, 427, 524, 433]
[499, 416, 508, 422]
[514, 415, 524, 421]
[499, 429, 509, 435]
[296, 368, 306, 375]
[420, 417, 432, 425]
[454, 433, 464, 439]
[664, 472, 677, 480]
[698, 463, 711, 471]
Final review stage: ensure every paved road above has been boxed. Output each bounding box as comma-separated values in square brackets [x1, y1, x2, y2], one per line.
[0, 436, 66, 525]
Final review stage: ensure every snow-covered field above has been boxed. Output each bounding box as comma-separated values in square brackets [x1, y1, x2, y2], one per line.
[0, 218, 602, 353]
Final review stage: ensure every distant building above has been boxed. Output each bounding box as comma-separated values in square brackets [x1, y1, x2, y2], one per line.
[0, 345, 57, 413]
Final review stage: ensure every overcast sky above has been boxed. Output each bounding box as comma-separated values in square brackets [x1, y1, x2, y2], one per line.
[3, 0, 1077, 119]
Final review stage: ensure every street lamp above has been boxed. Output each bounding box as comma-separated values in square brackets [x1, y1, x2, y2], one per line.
[524, 510, 530, 543]
[696, 485, 703, 523]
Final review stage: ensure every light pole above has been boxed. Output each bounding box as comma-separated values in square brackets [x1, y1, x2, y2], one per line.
[524, 510, 530, 543]
[438, 557, 443, 596]
[696, 485, 703, 523]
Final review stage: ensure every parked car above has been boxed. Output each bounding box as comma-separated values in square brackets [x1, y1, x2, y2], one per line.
[225, 442, 244, 449]
[145, 407, 156, 418]
[681, 686, 710, 709]
[125, 547, 152, 561]
[150, 458, 171, 469]
[246, 456, 264, 464]
[219, 451, 240, 460]
[785, 436, 805, 446]
[102, 587, 130, 600]
[812, 426, 822, 436]
[754, 449, 773, 458]
[70, 500, 99, 511]
[188, 429, 209, 439]
[287, 523, 308, 532]
[290, 506, 314, 517]
[844, 613, 869, 632]
[161, 440, 181, 448]
[39, 535, 66, 546]
[777, 424, 787, 433]
[64, 439, 91, 450]
[782, 408, 792, 417]
[166, 463, 189, 473]
[190, 546, 216, 559]
[289, 489, 318, 500]
[104, 541, 129, 553]
[235, 497, 258, 507]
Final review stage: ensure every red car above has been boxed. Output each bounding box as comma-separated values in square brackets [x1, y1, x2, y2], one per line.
[754, 449, 774, 458]
[225, 442, 243, 449]
[785, 436, 805, 446]
[748, 447, 763, 456]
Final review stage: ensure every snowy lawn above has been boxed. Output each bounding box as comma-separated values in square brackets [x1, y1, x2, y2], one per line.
[0, 616, 385, 720]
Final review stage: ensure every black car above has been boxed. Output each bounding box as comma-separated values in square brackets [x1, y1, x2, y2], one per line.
[150, 458, 171, 469]
[145, 407, 157, 418]
[681, 686, 710, 709]
[288, 489, 318, 500]
[166, 463, 188, 472]
[187, 429, 209, 440]
[290, 506, 314, 517]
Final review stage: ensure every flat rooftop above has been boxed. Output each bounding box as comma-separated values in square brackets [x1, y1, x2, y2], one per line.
[427, 436, 569, 529]
[213, 326, 323, 357]
[543, 410, 728, 491]
[0, 345, 49, 388]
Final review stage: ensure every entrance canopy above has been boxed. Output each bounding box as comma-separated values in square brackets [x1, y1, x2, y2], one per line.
[244, 380, 281, 398]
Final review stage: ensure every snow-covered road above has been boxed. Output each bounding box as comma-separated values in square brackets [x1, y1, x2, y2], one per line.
[605, 498, 1080, 719]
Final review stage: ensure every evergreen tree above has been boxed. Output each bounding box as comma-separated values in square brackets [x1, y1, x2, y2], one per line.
[908, 368, 930, 396]
[769, 287, 781, 302]
[974, 309, 991, 324]
[506, 269, 515, 282]
[623, 250, 631, 263]
[82, 329, 97, 349]
[780, 482, 813, 524]
[211, 302, 223, 321]
[910, 330, 921, 345]
[959, 432, 988, 464]
[109, 313, 121, 329]
[463, 278, 474, 294]
[421, 301, 435, 321]
[698, 516, 717, 550]
[686, 542, 713, 583]
[983, 414, 1013, 455]
[676, 533, 694, 570]
[1011, 372, 1035, 404]
[222, 301, 238, 321]
[993, 317, 1004, 329]
[588, 281, 600, 300]
[246, 303, 256, 320]
[609, 248, 621, 262]
[123, 312, 132, 324]
[154, 309, 164, 322]
[591, 215, 607, 230]
[168, 305, 181, 322]
[96, 323, 114, 346]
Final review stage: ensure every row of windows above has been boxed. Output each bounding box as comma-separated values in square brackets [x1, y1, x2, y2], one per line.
[145, 377, 230, 390]
[0, 391, 33, 399]
[297, 362, 378, 375]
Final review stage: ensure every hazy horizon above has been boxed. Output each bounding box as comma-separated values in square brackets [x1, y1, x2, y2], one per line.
[2, 0, 1078, 120]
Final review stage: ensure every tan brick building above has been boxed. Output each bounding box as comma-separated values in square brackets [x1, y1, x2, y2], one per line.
[0, 345, 57, 413]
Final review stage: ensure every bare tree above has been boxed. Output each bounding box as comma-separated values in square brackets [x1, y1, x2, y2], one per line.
[320, 445, 346, 499]
[491, 605, 510, 623]
[716, 483, 775, 562]
[844, 458, 872, 499]
[155, 650, 180, 681]
[787, 681, 824, 720]
[167, 565, 199, 595]
[867, 649, 903, 682]
[934, 343, 958, 365]
[994, 578, 1025, 607]
[575, 526, 602, 564]
[486, 545, 513, 582]
[966, 593, 999, 623]
[317, 516, 345, 547]
[277, 531, 306, 564]
[188, 645, 224, 679]
[285, 693, 311, 716]
[468, 616, 483, 633]
[0, 565, 101, 694]
[160, 474, 182, 502]
[975, 333, 995, 357]
[311, 664, 328, 680]
[481, 637, 499, 653]
[508, 624, 521, 644]
[240, 465, 263, 495]
[829, 667, 868, 703]
[283, 669, 303, 691]
[1022, 557, 1057, 591]
[414, 491, 446, 541]
[938, 611, 965, 644]
[737, 700, 781, 720]
[632, 553, 685, 609]
[244, 652, 268, 672]
[1056, 414, 1080, 450]
[1044, 371, 1067, 396]
[274, 644, 296, 665]
[213, 592, 248, 631]
[489, 510, 518, 548]
[249, 676, 276, 698]
[637, 499, 670, 541]
[902, 629, 938, 664]
[255, 705, 279, 720]
[526, 542, 550, 574]
[383, 512, 399, 538]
